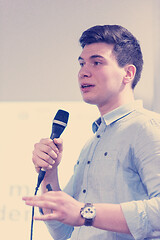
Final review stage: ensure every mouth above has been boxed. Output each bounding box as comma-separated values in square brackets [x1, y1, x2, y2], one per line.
[81, 83, 95, 89]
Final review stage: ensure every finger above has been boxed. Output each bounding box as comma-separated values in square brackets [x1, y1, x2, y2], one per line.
[24, 199, 57, 213]
[23, 195, 57, 210]
[22, 193, 53, 201]
[32, 153, 54, 170]
[40, 142, 59, 156]
[34, 142, 58, 160]
[35, 165, 41, 173]
[40, 139, 59, 155]
[53, 138, 63, 152]
[39, 138, 53, 145]
[36, 148, 57, 165]
[34, 212, 59, 221]
[22, 196, 40, 201]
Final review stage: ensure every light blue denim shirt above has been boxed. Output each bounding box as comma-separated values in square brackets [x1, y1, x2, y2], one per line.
[45, 100, 160, 240]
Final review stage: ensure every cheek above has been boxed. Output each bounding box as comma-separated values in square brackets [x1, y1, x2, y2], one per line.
[99, 71, 122, 93]
[97, 71, 112, 87]
[78, 68, 81, 78]
[78, 72, 81, 86]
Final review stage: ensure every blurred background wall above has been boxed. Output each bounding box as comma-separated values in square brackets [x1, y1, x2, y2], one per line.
[0, 1, 160, 240]
[0, 0, 160, 111]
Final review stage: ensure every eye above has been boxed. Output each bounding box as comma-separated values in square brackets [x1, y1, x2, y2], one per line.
[93, 61, 102, 66]
[79, 61, 85, 67]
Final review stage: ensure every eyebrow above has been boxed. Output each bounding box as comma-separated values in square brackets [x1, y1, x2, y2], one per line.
[78, 55, 105, 61]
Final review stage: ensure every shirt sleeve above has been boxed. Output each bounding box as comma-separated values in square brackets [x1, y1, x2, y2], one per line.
[44, 220, 74, 240]
[44, 175, 75, 240]
[121, 118, 160, 240]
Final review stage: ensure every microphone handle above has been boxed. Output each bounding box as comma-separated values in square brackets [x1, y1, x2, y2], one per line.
[37, 133, 59, 188]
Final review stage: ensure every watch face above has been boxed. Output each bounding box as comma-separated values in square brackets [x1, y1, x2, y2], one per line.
[81, 205, 96, 219]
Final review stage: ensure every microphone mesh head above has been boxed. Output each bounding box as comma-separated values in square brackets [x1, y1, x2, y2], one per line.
[54, 109, 69, 124]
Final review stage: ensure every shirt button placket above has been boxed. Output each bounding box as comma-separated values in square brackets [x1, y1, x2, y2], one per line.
[82, 160, 91, 195]
[83, 189, 86, 194]
[104, 152, 108, 156]
[82, 132, 101, 200]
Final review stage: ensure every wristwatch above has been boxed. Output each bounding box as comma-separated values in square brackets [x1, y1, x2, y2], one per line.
[80, 203, 96, 226]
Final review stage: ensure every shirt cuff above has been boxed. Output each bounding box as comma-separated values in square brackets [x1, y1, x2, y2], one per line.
[120, 200, 152, 240]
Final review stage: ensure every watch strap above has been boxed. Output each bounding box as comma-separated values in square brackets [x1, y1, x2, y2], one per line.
[84, 217, 94, 226]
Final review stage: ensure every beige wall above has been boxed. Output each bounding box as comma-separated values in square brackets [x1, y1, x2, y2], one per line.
[0, 0, 159, 112]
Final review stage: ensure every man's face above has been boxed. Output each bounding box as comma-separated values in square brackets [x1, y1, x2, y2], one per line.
[78, 42, 126, 113]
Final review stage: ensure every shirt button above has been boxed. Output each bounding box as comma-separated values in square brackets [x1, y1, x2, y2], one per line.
[104, 152, 108, 156]
[87, 161, 91, 164]
[77, 161, 79, 165]
[97, 135, 100, 138]
[83, 189, 86, 193]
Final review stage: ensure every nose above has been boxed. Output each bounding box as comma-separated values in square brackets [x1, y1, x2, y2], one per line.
[78, 66, 92, 79]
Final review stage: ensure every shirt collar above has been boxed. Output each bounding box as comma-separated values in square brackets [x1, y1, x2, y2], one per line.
[92, 100, 143, 133]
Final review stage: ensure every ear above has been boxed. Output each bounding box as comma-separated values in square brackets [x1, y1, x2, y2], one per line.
[123, 65, 136, 85]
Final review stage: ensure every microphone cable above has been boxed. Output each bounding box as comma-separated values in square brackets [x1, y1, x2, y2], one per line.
[30, 170, 46, 240]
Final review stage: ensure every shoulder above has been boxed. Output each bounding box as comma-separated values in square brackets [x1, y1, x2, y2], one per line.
[126, 106, 160, 129]
[119, 107, 160, 142]
[138, 107, 160, 120]
[135, 108, 160, 129]
[129, 108, 160, 146]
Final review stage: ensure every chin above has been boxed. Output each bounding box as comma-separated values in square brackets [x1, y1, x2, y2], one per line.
[83, 98, 98, 105]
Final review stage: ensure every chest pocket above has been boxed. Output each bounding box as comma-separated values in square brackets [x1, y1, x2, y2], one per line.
[88, 148, 119, 192]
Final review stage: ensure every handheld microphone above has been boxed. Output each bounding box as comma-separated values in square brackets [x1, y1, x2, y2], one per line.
[37, 109, 69, 189]
[30, 110, 69, 240]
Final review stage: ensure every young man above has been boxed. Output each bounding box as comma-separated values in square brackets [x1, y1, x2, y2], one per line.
[23, 25, 160, 239]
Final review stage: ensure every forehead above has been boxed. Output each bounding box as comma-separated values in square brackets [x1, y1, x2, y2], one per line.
[79, 42, 115, 60]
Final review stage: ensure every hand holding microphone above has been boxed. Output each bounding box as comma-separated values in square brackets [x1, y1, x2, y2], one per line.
[32, 109, 69, 189]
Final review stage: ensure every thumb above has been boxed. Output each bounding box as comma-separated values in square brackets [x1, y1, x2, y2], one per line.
[54, 138, 63, 152]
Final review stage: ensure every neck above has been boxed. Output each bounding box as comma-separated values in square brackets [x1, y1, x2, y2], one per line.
[98, 90, 135, 116]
